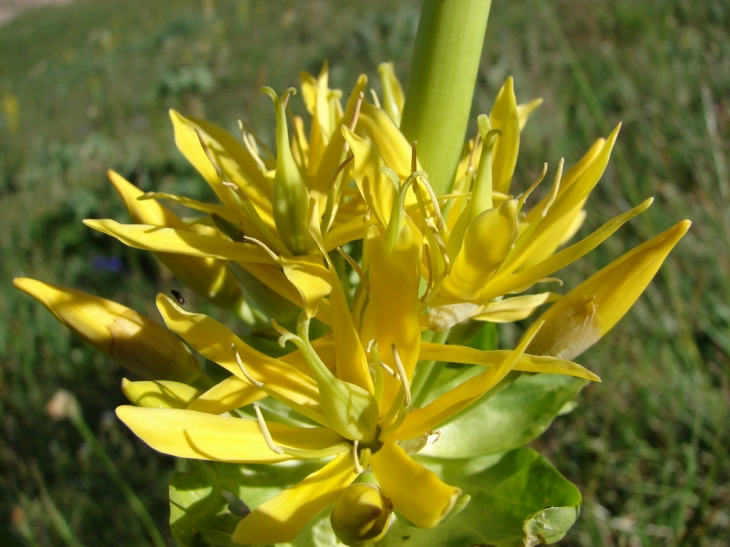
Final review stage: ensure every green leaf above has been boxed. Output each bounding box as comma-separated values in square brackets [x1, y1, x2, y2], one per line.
[170, 461, 239, 547]
[378, 448, 581, 547]
[421, 373, 588, 458]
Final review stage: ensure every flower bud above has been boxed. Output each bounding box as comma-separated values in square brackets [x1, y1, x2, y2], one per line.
[330, 483, 393, 547]
[13, 278, 202, 384]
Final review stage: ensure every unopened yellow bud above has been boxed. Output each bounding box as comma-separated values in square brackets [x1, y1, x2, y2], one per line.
[13, 278, 202, 384]
[330, 483, 393, 547]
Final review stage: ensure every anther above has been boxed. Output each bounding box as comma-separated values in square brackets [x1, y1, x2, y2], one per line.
[254, 404, 284, 455]
[517, 162, 548, 211]
[378, 361, 397, 378]
[349, 92, 364, 131]
[541, 158, 564, 219]
[337, 247, 368, 290]
[366, 339, 377, 353]
[369, 88, 381, 108]
[233, 345, 264, 388]
[391, 345, 411, 408]
[352, 441, 363, 474]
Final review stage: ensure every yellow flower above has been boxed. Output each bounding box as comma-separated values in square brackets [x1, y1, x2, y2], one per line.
[115, 206, 598, 544]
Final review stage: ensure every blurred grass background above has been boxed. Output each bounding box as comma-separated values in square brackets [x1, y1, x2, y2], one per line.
[0, 0, 727, 545]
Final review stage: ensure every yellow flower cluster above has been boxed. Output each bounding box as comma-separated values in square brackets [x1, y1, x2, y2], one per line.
[14, 63, 688, 545]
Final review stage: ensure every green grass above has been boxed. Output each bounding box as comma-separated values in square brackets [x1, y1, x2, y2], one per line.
[1, 0, 728, 545]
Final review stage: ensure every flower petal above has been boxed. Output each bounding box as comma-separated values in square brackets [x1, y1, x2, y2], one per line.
[170, 110, 273, 219]
[391, 321, 543, 441]
[418, 342, 600, 382]
[481, 197, 653, 300]
[156, 294, 325, 425]
[232, 452, 358, 544]
[83, 220, 275, 264]
[107, 170, 242, 308]
[116, 406, 343, 463]
[121, 379, 203, 409]
[186, 376, 266, 414]
[489, 77, 520, 194]
[370, 441, 460, 529]
[279, 254, 332, 318]
[361, 219, 422, 408]
[472, 292, 558, 323]
[528, 220, 691, 360]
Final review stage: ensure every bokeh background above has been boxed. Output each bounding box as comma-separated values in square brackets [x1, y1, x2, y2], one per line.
[0, 0, 728, 545]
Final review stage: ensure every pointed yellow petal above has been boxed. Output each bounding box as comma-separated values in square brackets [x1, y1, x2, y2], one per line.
[472, 292, 558, 323]
[528, 220, 691, 359]
[442, 199, 519, 301]
[116, 406, 343, 463]
[121, 379, 203, 409]
[107, 170, 243, 308]
[279, 254, 332, 318]
[482, 197, 653, 300]
[419, 342, 600, 382]
[358, 102, 413, 179]
[378, 62, 405, 125]
[523, 138, 605, 225]
[169, 110, 273, 218]
[311, 74, 368, 197]
[392, 321, 543, 441]
[361, 219, 422, 408]
[341, 126, 395, 229]
[370, 442, 460, 529]
[232, 452, 358, 545]
[13, 278, 201, 384]
[83, 219, 275, 264]
[489, 77, 520, 194]
[517, 97, 543, 131]
[156, 294, 325, 424]
[186, 376, 266, 414]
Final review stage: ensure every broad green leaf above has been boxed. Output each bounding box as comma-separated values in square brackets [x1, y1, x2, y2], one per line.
[421, 373, 587, 458]
[378, 448, 581, 547]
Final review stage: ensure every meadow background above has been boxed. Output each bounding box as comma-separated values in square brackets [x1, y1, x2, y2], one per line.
[0, 0, 728, 545]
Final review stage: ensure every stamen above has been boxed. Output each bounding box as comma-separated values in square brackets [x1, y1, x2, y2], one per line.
[337, 247, 368, 290]
[517, 162, 548, 211]
[540, 158, 564, 219]
[239, 126, 268, 174]
[352, 441, 363, 474]
[369, 88, 381, 108]
[413, 175, 445, 232]
[391, 344, 411, 408]
[254, 404, 283, 455]
[366, 339, 377, 354]
[420, 246, 434, 304]
[233, 345, 264, 388]
[378, 361, 397, 378]
[194, 128, 224, 179]
[242, 236, 280, 262]
[328, 155, 354, 191]
[237, 119, 275, 163]
[349, 92, 364, 131]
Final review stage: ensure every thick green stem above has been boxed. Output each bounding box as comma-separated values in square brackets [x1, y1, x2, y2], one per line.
[401, 0, 493, 196]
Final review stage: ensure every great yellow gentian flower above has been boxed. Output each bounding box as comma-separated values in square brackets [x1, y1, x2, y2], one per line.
[116, 200, 598, 545]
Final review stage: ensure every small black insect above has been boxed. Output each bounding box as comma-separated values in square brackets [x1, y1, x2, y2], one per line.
[170, 289, 186, 306]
